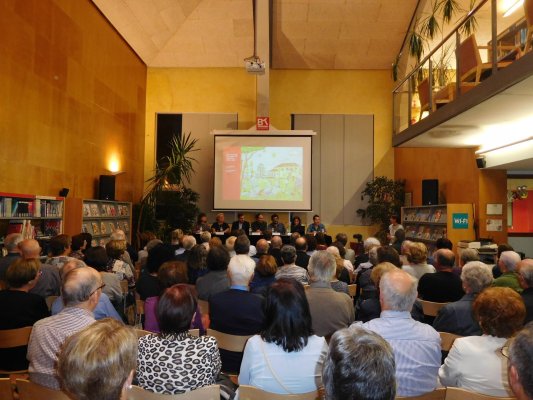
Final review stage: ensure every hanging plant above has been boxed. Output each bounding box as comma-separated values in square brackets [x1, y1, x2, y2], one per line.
[420, 0, 442, 40]
[460, 0, 479, 37]
[441, 0, 461, 24]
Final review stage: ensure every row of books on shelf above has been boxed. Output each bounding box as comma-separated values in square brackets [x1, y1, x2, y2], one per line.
[82, 220, 130, 236]
[6, 219, 62, 239]
[403, 208, 446, 223]
[0, 198, 62, 218]
[83, 203, 129, 218]
[405, 225, 447, 241]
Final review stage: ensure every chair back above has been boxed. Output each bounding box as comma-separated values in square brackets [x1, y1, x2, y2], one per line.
[418, 77, 430, 112]
[439, 332, 462, 352]
[0, 326, 32, 348]
[525, 0, 533, 27]
[188, 328, 200, 337]
[136, 329, 153, 339]
[458, 35, 483, 82]
[0, 378, 13, 400]
[445, 387, 516, 400]
[206, 329, 252, 353]
[420, 300, 448, 317]
[16, 379, 70, 400]
[396, 387, 447, 400]
[120, 279, 129, 294]
[198, 299, 209, 316]
[347, 284, 357, 298]
[238, 385, 321, 400]
[127, 384, 220, 400]
[46, 295, 58, 311]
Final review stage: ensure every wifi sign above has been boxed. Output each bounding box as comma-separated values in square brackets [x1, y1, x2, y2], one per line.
[452, 213, 469, 229]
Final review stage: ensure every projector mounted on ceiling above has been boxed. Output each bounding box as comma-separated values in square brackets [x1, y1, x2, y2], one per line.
[244, 56, 265, 75]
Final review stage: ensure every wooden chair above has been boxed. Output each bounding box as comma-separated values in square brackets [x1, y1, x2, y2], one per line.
[45, 295, 58, 311]
[135, 298, 145, 327]
[420, 300, 448, 317]
[524, 0, 533, 53]
[439, 332, 462, 352]
[206, 328, 252, 382]
[127, 384, 220, 400]
[238, 385, 321, 400]
[0, 326, 33, 374]
[120, 279, 129, 294]
[0, 378, 14, 400]
[417, 77, 431, 118]
[396, 387, 447, 400]
[347, 284, 357, 298]
[188, 328, 200, 337]
[445, 387, 516, 400]
[16, 379, 70, 400]
[198, 299, 209, 316]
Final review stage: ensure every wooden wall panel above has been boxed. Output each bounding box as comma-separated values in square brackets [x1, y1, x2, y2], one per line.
[0, 0, 146, 202]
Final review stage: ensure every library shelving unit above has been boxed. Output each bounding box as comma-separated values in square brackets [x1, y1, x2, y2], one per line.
[0, 192, 64, 248]
[64, 198, 132, 247]
[401, 204, 476, 253]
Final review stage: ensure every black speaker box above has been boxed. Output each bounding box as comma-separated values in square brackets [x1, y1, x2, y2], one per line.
[422, 179, 439, 205]
[99, 175, 115, 201]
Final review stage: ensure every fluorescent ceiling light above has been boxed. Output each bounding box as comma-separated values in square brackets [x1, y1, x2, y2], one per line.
[503, 0, 524, 17]
[476, 136, 533, 155]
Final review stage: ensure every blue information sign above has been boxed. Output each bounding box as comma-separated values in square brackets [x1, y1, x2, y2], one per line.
[452, 213, 469, 229]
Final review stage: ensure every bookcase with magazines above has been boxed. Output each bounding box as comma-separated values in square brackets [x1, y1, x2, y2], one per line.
[0, 192, 64, 251]
[401, 204, 475, 253]
[64, 198, 132, 247]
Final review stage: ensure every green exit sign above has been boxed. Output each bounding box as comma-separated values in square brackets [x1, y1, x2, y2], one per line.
[452, 213, 469, 229]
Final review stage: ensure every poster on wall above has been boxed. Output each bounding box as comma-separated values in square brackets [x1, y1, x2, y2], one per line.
[486, 219, 503, 232]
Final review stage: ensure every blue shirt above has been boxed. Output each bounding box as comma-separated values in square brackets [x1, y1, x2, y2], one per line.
[360, 310, 441, 397]
[51, 292, 123, 322]
[306, 223, 326, 233]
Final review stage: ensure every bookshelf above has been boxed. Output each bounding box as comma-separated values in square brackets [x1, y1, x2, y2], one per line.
[64, 198, 132, 247]
[401, 204, 476, 254]
[0, 192, 64, 246]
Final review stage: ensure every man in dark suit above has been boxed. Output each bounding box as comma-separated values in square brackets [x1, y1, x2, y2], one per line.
[418, 248, 464, 303]
[517, 259, 533, 324]
[231, 213, 250, 235]
[251, 213, 267, 234]
[295, 237, 310, 269]
[209, 255, 265, 373]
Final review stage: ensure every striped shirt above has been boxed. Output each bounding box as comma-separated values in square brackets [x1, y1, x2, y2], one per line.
[27, 307, 95, 389]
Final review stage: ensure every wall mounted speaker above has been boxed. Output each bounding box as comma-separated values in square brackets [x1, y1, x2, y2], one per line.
[98, 175, 115, 201]
[422, 179, 439, 205]
[59, 188, 69, 197]
[476, 157, 486, 169]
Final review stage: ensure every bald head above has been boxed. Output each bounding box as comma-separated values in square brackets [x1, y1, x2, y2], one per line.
[380, 269, 417, 311]
[271, 235, 282, 249]
[62, 267, 101, 308]
[295, 237, 307, 251]
[19, 239, 41, 259]
[517, 258, 533, 289]
[4, 233, 23, 253]
[256, 239, 269, 254]
[435, 249, 455, 271]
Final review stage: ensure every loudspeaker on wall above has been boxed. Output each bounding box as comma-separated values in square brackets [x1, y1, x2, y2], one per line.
[422, 179, 439, 205]
[99, 175, 115, 201]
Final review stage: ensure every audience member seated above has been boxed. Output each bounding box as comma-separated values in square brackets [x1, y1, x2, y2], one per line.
[209, 253, 264, 373]
[187, 244, 208, 284]
[392, 229, 405, 255]
[199, 231, 211, 250]
[170, 228, 184, 256]
[143, 261, 204, 334]
[0, 233, 22, 282]
[306, 235, 318, 257]
[493, 250, 523, 293]
[306, 251, 354, 338]
[492, 243, 514, 278]
[439, 287, 526, 397]
[239, 278, 328, 394]
[330, 258, 349, 295]
[211, 212, 230, 234]
[230, 234, 256, 270]
[355, 246, 379, 300]
[456, 248, 480, 275]
[433, 261, 493, 336]
[51, 259, 122, 322]
[137, 284, 220, 394]
[402, 241, 436, 280]
[517, 259, 533, 324]
[336, 233, 355, 265]
[196, 245, 231, 300]
[106, 239, 135, 288]
[20, 239, 61, 298]
[251, 213, 267, 234]
[331, 241, 354, 281]
[110, 229, 137, 266]
[45, 234, 76, 269]
[354, 236, 380, 269]
[175, 235, 196, 262]
[418, 248, 464, 302]
[253, 238, 269, 262]
[323, 326, 396, 400]
[139, 238, 163, 271]
[58, 318, 136, 400]
[294, 237, 310, 269]
[0, 258, 49, 372]
[427, 237, 453, 266]
[326, 245, 350, 285]
[84, 246, 123, 307]
[361, 269, 441, 397]
[267, 213, 286, 235]
[399, 240, 414, 266]
[507, 323, 533, 400]
[250, 255, 277, 296]
[69, 233, 87, 260]
[377, 245, 402, 268]
[225, 235, 237, 257]
[137, 231, 157, 267]
[269, 235, 284, 266]
[136, 243, 174, 300]
[315, 232, 328, 250]
[276, 245, 309, 284]
[28, 266, 101, 389]
[290, 215, 305, 236]
[193, 213, 210, 233]
[209, 236, 223, 248]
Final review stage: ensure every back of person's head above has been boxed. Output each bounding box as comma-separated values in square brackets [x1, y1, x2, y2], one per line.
[379, 269, 417, 312]
[49, 234, 71, 256]
[368, 246, 379, 266]
[497, 243, 514, 258]
[460, 248, 480, 265]
[261, 278, 312, 352]
[255, 239, 269, 254]
[435, 238, 453, 250]
[62, 267, 101, 307]
[377, 246, 401, 268]
[323, 326, 396, 400]
[290, 232, 300, 245]
[182, 235, 197, 251]
[315, 232, 326, 245]
[234, 234, 250, 255]
[332, 241, 346, 258]
[461, 261, 493, 293]
[61, 259, 87, 280]
[508, 324, 533, 400]
[500, 251, 521, 272]
[18, 239, 41, 259]
[199, 231, 211, 244]
[6, 258, 40, 288]
[326, 246, 340, 258]
[140, 231, 156, 248]
[145, 239, 163, 253]
[158, 261, 188, 289]
[406, 241, 428, 264]
[256, 255, 278, 277]
[271, 235, 282, 249]
[206, 246, 230, 271]
[370, 262, 397, 289]
[84, 246, 109, 272]
[517, 259, 533, 288]
[105, 240, 125, 260]
[157, 284, 197, 335]
[394, 229, 406, 243]
[295, 237, 307, 251]
[227, 257, 254, 286]
[71, 234, 85, 252]
[473, 287, 525, 338]
[306, 235, 317, 251]
[435, 248, 455, 270]
[145, 243, 174, 274]
[4, 233, 23, 252]
[80, 233, 93, 251]
[209, 236, 222, 248]
[58, 318, 137, 400]
[188, 244, 208, 271]
[335, 233, 348, 246]
[225, 236, 236, 253]
[109, 230, 126, 241]
[280, 245, 297, 264]
[171, 229, 183, 245]
[308, 251, 335, 283]
[364, 237, 381, 252]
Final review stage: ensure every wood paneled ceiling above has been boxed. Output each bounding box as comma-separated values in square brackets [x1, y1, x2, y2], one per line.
[91, 0, 419, 69]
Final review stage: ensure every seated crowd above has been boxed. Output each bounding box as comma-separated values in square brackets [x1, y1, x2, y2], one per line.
[0, 220, 533, 400]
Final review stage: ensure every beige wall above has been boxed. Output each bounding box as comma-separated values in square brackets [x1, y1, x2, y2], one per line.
[0, 0, 146, 201]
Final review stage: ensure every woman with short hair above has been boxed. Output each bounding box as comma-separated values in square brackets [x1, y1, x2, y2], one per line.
[250, 255, 278, 295]
[402, 241, 436, 279]
[238, 278, 328, 394]
[137, 284, 221, 394]
[58, 318, 136, 400]
[439, 287, 526, 397]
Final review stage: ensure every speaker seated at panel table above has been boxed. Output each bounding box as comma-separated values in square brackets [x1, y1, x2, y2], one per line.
[99, 175, 115, 201]
[422, 179, 439, 206]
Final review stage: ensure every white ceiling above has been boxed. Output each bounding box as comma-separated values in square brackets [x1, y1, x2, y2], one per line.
[91, 0, 418, 69]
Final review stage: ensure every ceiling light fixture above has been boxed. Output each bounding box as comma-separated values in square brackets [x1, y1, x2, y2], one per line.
[503, 0, 524, 17]
[475, 136, 533, 155]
